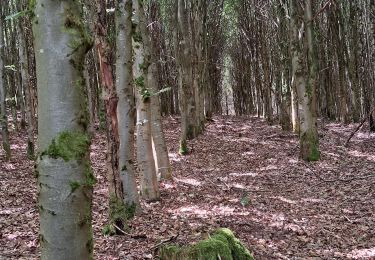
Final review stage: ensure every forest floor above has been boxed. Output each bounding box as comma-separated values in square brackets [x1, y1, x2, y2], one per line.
[1, 116, 375, 259]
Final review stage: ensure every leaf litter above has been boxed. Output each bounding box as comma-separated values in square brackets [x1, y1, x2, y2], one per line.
[0, 116, 374, 259]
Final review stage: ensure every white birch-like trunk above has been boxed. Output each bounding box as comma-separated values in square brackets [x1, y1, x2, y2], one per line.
[135, 0, 172, 180]
[33, 1, 94, 258]
[149, 62, 172, 180]
[133, 0, 160, 201]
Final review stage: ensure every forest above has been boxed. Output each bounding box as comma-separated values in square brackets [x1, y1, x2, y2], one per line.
[0, 0, 374, 259]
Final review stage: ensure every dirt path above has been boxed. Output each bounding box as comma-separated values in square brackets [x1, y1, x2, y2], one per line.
[1, 116, 374, 259]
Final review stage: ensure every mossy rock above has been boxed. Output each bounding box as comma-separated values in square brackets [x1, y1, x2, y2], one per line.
[160, 228, 254, 260]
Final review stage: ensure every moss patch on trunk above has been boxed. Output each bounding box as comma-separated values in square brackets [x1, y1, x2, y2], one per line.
[300, 130, 320, 161]
[42, 131, 90, 161]
[160, 228, 254, 260]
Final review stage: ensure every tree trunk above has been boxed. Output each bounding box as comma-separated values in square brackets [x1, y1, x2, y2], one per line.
[177, 0, 197, 154]
[17, 10, 34, 159]
[136, 0, 172, 180]
[86, 0, 127, 231]
[133, 0, 160, 201]
[116, 0, 140, 212]
[0, 4, 11, 160]
[33, 1, 94, 258]
[290, 0, 320, 161]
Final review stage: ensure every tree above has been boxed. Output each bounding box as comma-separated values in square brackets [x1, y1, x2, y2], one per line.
[290, 0, 320, 161]
[0, 5, 11, 160]
[115, 0, 140, 211]
[133, 0, 160, 201]
[135, 0, 172, 180]
[33, 0, 94, 258]
[16, 0, 35, 159]
[89, 0, 128, 230]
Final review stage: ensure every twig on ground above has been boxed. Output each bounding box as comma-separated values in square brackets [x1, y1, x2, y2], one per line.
[150, 234, 179, 250]
[113, 224, 147, 239]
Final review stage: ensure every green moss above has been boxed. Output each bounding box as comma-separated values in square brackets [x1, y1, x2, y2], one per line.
[124, 202, 137, 219]
[86, 237, 94, 255]
[132, 31, 142, 43]
[102, 197, 134, 235]
[135, 76, 145, 88]
[84, 162, 97, 187]
[109, 195, 127, 223]
[179, 140, 188, 155]
[160, 245, 183, 259]
[300, 130, 320, 162]
[106, 194, 129, 235]
[135, 76, 151, 101]
[28, 0, 37, 19]
[63, 5, 93, 132]
[102, 224, 116, 236]
[189, 239, 232, 260]
[213, 228, 253, 259]
[140, 88, 151, 101]
[42, 131, 90, 161]
[309, 144, 320, 161]
[160, 228, 253, 260]
[138, 61, 146, 71]
[69, 180, 81, 192]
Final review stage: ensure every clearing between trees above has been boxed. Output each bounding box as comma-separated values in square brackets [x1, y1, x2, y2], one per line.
[1, 116, 374, 259]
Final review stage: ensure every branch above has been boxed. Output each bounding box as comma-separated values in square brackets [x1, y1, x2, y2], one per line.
[344, 106, 375, 146]
[113, 224, 147, 239]
[150, 234, 179, 250]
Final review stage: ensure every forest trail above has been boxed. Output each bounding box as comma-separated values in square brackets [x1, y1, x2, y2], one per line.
[1, 116, 375, 259]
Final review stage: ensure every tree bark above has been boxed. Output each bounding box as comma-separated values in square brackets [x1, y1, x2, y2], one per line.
[116, 0, 141, 212]
[133, 0, 160, 201]
[290, 0, 320, 161]
[0, 5, 11, 160]
[33, 0, 94, 258]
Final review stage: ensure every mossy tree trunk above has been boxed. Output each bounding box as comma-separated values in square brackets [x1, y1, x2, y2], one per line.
[33, 0, 94, 258]
[0, 5, 11, 161]
[115, 0, 140, 212]
[133, 0, 160, 201]
[290, 0, 320, 161]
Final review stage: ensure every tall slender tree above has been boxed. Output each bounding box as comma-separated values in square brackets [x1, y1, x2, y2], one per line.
[290, 0, 320, 161]
[135, 0, 172, 180]
[133, 0, 160, 201]
[0, 5, 11, 160]
[33, 0, 95, 258]
[116, 0, 140, 212]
